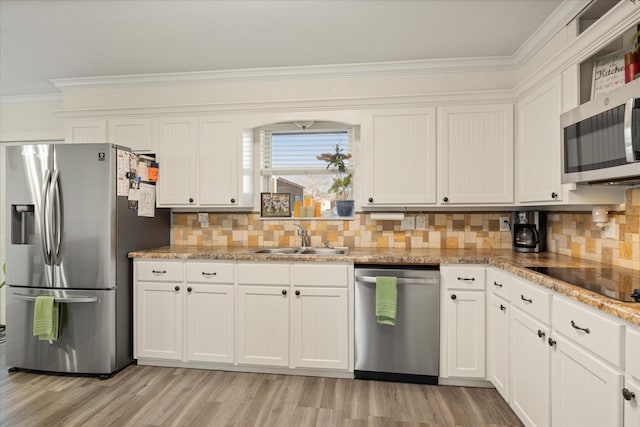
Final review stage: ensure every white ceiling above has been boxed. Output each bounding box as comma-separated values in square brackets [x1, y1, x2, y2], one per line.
[0, 0, 572, 97]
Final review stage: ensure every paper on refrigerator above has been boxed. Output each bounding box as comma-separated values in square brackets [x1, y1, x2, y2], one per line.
[137, 183, 156, 217]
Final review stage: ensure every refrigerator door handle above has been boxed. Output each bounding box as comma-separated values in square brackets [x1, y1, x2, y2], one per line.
[51, 169, 63, 265]
[13, 293, 99, 304]
[40, 169, 52, 266]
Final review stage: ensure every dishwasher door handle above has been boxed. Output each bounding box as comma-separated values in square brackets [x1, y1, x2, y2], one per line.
[355, 275, 439, 285]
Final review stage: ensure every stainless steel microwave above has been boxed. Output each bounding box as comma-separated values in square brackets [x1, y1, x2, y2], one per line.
[561, 79, 640, 185]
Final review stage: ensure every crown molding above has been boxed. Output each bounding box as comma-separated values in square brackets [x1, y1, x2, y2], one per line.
[512, 0, 592, 66]
[50, 56, 515, 90]
[0, 93, 61, 105]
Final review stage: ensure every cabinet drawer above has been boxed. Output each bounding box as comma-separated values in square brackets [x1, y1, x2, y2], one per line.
[186, 262, 234, 283]
[486, 267, 510, 301]
[441, 266, 486, 290]
[553, 296, 624, 369]
[510, 276, 551, 324]
[136, 261, 184, 282]
[627, 326, 640, 380]
[237, 262, 289, 285]
[291, 263, 349, 287]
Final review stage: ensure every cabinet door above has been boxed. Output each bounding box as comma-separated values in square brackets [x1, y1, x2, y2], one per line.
[367, 108, 437, 205]
[135, 282, 183, 360]
[487, 293, 510, 400]
[64, 119, 107, 144]
[186, 284, 234, 364]
[510, 308, 550, 427]
[108, 118, 152, 152]
[625, 376, 640, 427]
[155, 116, 198, 206]
[292, 287, 348, 370]
[236, 285, 289, 367]
[438, 104, 513, 204]
[517, 77, 562, 203]
[445, 290, 485, 378]
[198, 116, 238, 206]
[551, 334, 624, 427]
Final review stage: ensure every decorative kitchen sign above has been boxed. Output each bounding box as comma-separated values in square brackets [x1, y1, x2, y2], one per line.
[591, 47, 632, 99]
[261, 193, 291, 217]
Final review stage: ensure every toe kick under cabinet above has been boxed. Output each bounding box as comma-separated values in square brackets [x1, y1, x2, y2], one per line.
[134, 259, 353, 377]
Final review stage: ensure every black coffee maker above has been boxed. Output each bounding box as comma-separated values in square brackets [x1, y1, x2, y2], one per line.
[512, 211, 546, 253]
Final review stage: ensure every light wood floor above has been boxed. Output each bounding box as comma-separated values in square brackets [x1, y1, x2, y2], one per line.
[0, 347, 522, 426]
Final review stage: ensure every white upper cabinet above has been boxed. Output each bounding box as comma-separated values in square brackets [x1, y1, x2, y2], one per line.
[438, 104, 513, 204]
[517, 76, 562, 204]
[198, 116, 238, 206]
[155, 116, 199, 206]
[365, 107, 437, 206]
[108, 118, 152, 152]
[65, 119, 108, 144]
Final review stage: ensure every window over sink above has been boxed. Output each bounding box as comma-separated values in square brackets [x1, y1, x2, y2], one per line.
[259, 121, 357, 218]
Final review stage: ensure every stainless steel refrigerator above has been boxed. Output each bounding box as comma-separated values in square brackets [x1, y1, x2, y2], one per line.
[5, 143, 170, 376]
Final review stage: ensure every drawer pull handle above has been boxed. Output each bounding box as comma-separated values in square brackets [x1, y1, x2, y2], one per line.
[457, 277, 475, 282]
[521, 295, 533, 303]
[152, 270, 166, 275]
[500, 304, 506, 311]
[548, 337, 556, 347]
[493, 281, 503, 288]
[537, 329, 545, 338]
[623, 388, 636, 401]
[202, 272, 217, 277]
[570, 320, 590, 334]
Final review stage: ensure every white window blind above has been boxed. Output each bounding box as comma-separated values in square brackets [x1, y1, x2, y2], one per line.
[261, 129, 354, 176]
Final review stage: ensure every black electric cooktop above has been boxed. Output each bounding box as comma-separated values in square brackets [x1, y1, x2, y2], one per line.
[526, 266, 640, 303]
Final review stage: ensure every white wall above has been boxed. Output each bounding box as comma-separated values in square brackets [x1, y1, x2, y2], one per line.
[0, 99, 64, 142]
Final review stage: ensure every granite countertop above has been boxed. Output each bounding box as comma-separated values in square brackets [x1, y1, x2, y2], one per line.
[130, 246, 640, 327]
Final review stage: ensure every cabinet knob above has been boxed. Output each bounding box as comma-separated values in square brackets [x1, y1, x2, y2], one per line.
[548, 337, 557, 347]
[500, 304, 506, 311]
[230, 198, 236, 203]
[282, 289, 287, 296]
[537, 329, 545, 338]
[174, 286, 180, 291]
[295, 290, 300, 296]
[368, 197, 374, 203]
[188, 197, 194, 203]
[443, 197, 449, 203]
[187, 287, 192, 292]
[451, 294, 457, 300]
[551, 192, 558, 199]
[623, 388, 636, 401]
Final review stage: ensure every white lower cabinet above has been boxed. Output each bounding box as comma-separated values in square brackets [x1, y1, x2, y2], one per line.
[440, 265, 486, 379]
[510, 307, 551, 427]
[135, 281, 184, 360]
[625, 376, 640, 427]
[551, 334, 623, 427]
[236, 285, 290, 367]
[487, 292, 510, 399]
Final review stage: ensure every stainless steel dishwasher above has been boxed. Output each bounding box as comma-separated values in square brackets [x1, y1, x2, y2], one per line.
[354, 265, 440, 384]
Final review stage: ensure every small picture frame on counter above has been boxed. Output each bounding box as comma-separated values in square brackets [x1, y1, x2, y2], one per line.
[260, 192, 291, 217]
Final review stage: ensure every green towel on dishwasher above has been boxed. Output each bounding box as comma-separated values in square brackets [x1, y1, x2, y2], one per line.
[33, 296, 60, 341]
[376, 276, 397, 326]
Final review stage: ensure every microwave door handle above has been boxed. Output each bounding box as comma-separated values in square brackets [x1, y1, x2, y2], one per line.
[624, 97, 635, 162]
[533, 227, 539, 245]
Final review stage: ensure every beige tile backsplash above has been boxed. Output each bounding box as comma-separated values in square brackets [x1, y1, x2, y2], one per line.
[172, 188, 640, 270]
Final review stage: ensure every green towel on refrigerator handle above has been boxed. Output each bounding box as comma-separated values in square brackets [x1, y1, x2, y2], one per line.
[33, 296, 60, 341]
[375, 276, 397, 326]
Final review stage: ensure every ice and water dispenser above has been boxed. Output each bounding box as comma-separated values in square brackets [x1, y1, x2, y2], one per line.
[11, 204, 35, 245]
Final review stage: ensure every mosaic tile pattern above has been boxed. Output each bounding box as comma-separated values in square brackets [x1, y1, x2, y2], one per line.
[172, 212, 514, 250]
[546, 189, 640, 270]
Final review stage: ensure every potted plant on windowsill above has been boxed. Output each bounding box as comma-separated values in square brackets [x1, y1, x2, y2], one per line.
[625, 27, 640, 82]
[317, 144, 354, 217]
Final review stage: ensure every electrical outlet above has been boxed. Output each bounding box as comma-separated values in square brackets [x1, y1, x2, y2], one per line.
[198, 213, 208, 223]
[500, 216, 510, 232]
[415, 215, 426, 230]
[401, 217, 415, 230]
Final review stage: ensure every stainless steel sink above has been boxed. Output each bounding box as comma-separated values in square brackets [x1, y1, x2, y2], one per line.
[250, 247, 300, 254]
[248, 247, 348, 256]
[297, 247, 348, 255]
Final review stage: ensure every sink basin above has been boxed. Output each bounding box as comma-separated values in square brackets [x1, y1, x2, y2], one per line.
[248, 247, 348, 256]
[297, 247, 348, 255]
[250, 247, 300, 254]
